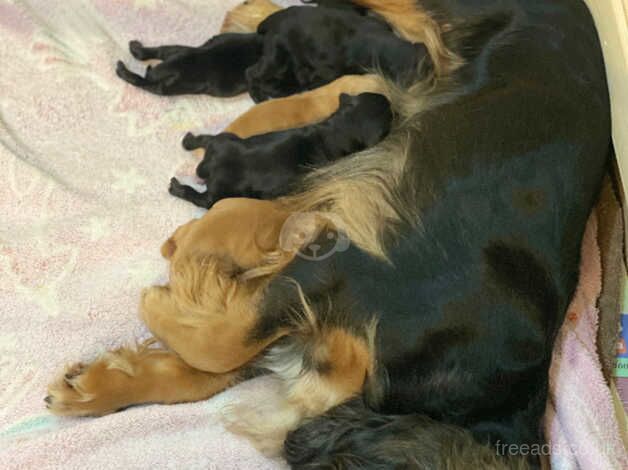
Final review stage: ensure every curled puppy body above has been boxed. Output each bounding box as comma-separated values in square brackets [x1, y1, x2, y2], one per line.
[115, 33, 262, 96]
[248, 6, 428, 102]
[170, 93, 392, 208]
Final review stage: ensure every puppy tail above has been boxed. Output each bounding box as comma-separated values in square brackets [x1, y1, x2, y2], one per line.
[284, 398, 533, 470]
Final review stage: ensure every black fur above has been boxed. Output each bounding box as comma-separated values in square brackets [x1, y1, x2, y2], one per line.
[248, 6, 428, 101]
[285, 398, 530, 469]
[115, 33, 262, 96]
[115, 5, 425, 102]
[242, 0, 610, 468]
[169, 93, 392, 208]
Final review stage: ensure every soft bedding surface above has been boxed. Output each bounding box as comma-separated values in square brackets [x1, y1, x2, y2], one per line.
[0, 1, 625, 469]
[0, 1, 301, 468]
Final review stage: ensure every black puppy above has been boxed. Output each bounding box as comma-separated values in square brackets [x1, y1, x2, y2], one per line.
[247, 6, 428, 101]
[115, 33, 262, 96]
[115, 5, 425, 102]
[169, 93, 392, 208]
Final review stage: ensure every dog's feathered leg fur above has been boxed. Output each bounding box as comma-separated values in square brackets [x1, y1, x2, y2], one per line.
[45, 341, 240, 416]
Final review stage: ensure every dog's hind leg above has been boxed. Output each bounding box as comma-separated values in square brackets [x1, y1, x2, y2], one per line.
[226, 74, 385, 138]
[128, 40, 195, 61]
[168, 177, 213, 209]
[115, 61, 179, 95]
[181, 132, 214, 151]
[115, 60, 150, 86]
[45, 340, 240, 417]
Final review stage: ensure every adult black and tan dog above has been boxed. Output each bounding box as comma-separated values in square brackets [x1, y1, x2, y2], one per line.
[47, 1, 611, 469]
[169, 92, 392, 208]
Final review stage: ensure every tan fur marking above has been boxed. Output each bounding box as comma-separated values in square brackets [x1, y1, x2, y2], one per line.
[225, 287, 374, 456]
[349, 0, 462, 76]
[225, 329, 372, 456]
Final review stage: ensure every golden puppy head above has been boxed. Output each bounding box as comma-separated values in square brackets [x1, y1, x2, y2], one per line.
[161, 198, 292, 269]
[220, 0, 282, 33]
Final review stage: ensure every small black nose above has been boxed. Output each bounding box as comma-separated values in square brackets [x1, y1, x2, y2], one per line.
[44, 395, 53, 404]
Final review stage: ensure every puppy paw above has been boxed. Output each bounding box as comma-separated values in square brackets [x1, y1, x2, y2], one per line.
[115, 60, 132, 80]
[181, 132, 198, 150]
[168, 177, 186, 197]
[45, 354, 136, 417]
[129, 40, 147, 60]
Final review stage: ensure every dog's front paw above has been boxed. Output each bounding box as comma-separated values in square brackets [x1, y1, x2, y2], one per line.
[129, 40, 147, 60]
[45, 354, 135, 417]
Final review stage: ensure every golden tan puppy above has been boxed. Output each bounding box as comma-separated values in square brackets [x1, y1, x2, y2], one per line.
[46, 199, 348, 419]
[161, 198, 293, 269]
[226, 74, 385, 138]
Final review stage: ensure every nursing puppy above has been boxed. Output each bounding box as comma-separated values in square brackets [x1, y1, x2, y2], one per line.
[170, 93, 392, 208]
[247, 5, 428, 101]
[116, 4, 425, 102]
[115, 33, 262, 96]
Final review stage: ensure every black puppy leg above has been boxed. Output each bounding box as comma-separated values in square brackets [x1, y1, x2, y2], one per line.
[182, 132, 215, 151]
[116, 61, 179, 94]
[129, 40, 196, 61]
[115, 61, 150, 86]
[169, 177, 213, 209]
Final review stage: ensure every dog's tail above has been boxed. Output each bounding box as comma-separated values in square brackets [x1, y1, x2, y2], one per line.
[284, 398, 532, 470]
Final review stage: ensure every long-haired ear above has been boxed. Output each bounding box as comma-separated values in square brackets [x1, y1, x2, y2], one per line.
[167, 253, 245, 314]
